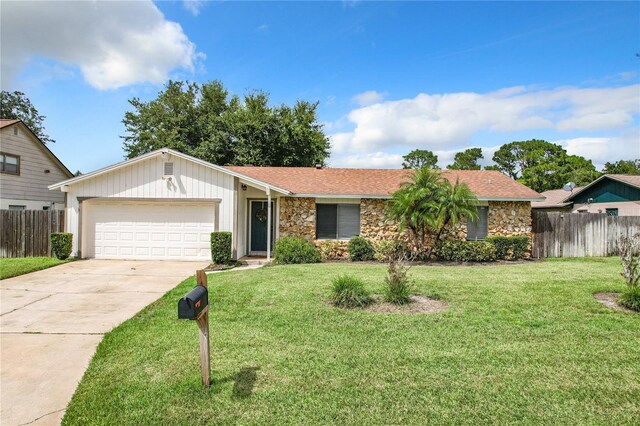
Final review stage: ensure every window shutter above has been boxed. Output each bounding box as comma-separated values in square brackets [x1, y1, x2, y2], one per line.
[316, 204, 338, 239]
[337, 204, 360, 239]
[467, 206, 488, 240]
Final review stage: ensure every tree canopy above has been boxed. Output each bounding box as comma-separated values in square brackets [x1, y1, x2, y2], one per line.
[448, 148, 483, 170]
[490, 139, 600, 192]
[0, 91, 54, 144]
[602, 159, 640, 175]
[402, 149, 438, 169]
[122, 80, 330, 166]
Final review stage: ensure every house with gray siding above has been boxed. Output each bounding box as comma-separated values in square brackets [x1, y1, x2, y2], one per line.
[0, 119, 73, 210]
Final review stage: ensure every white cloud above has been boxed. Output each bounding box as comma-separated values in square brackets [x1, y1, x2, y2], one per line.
[351, 90, 387, 107]
[183, 0, 206, 16]
[1, 0, 202, 90]
[333, 84, 640, 154]
[555, 129, 640, 170]
[256, 24, 269, 32]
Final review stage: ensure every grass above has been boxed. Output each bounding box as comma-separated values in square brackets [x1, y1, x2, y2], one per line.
[63, 258, 639, 425]
[0, 257, 72, 279]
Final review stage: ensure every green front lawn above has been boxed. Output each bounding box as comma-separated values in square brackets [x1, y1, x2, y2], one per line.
[0, 257, 71, 279]
[64, 259, 639, 425]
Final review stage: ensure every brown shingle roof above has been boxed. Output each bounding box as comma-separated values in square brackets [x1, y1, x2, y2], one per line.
[606, 174, 640, 189]
[532, 188, 583, 208]
[0, 119, 20, 129]
[225, 166, 543, 200]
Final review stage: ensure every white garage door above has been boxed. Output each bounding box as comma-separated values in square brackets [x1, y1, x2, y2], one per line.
[82, 201, 216, 261]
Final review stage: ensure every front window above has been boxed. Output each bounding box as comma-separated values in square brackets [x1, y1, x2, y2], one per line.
[316, 204, 360, 239]
[0, 153, 20, 175]
[606, 208, 618, 217]
[467, 206, 488, 240]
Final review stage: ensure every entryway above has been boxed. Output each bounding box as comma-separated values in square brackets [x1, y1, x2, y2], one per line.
[249, 200, 274, 255]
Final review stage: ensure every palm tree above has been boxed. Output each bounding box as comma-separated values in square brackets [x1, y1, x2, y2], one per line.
[387, 167, 479, 257]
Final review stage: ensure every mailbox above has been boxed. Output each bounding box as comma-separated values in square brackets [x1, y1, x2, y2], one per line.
[178, 285, 208, 320]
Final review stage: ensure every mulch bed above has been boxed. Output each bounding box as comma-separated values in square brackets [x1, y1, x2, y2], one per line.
[365, 295, 449, 314]
[593, 292, 638, 314]
[328, 295, 449, 314]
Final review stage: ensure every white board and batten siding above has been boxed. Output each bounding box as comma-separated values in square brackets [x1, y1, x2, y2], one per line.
[65, 155, 235, 259]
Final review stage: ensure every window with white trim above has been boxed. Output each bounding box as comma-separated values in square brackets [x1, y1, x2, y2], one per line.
[316, 204, 360, 239]
[467, 206, 488, 240]
[1, 153, 20, 175]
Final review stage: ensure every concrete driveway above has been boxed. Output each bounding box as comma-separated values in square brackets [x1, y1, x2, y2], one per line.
[0, 260, 206, 426]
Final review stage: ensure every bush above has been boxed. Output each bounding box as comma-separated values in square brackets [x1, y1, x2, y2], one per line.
[50, 232, 72, 260]
[384, 256, 414, 304]
[486, 236, 530, 260]
[316, 240, 344, 260]
[373, 238, 406, 262]
[347, 236, 374, 261]
[210, 232, 232, 264]
[273, 237, 321, 264]
[330, 275, 372, 308]
[435, 240, 497, 262]
[618, 286, 640, 312]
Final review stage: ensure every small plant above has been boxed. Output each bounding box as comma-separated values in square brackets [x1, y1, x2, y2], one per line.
[618, 235, 640, 311]
[273, 237, 321, 264]
[316, 240, 344, 260]
[50, 232, 72, 260]
[210, 232, 232, 264]
[383, 253, 414, 305]
[330, 275, 372, 308]
[347, 236, 374, 261]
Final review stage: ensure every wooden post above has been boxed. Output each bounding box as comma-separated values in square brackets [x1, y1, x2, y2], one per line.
[196, 269, 211, 388]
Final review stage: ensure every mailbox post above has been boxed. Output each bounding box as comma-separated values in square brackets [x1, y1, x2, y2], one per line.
[177, 269, 211, 387]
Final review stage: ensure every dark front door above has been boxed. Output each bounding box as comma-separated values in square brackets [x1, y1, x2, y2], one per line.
[250, 201, 274, 252]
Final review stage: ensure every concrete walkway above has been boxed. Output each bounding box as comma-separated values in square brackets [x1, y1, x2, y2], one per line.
[0, 260, 207, 426]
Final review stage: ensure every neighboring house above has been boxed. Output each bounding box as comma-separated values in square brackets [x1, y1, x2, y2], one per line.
[49, 148, 542, 261]
[532, 174, 640, 216]
[0, 119, 73, 210]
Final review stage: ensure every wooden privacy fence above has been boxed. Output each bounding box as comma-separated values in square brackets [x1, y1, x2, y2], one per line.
[532, 211, 640, 258]
[0, 210, 65, 258]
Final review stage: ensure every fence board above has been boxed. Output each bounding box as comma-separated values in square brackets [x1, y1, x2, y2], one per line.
[532, 211, 640, 258]
[0, 210, 65, 258]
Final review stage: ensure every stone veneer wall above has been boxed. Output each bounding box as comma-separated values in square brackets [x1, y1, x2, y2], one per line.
[487, 201, 532, 237]
[279, 197, 315, 241]
[278, 196, 532, 258]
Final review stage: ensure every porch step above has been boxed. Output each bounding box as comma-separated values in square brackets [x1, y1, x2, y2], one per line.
[238, 257, 271, 266]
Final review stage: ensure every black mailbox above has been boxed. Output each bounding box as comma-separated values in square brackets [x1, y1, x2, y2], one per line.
[178, 285, 208, 320]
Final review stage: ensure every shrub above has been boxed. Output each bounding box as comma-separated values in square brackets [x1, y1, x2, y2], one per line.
[384, 255, 414, 304]
[330, 275, 372, 308]
[486, 236, 530, 260]
[273, 237, 321, 264]
[210, 232, 232, 264]
[618, 286, 640, 312]
[50, 232, 72, 260]
[435, 240, 497, 262]
[347, 236, 374, 261]
[618, 235, 639, 311]
[373, 238, 406, 262]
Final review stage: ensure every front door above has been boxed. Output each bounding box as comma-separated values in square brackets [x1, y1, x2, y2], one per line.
[250, 201, 274, 253]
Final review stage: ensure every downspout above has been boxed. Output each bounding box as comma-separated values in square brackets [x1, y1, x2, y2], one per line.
[266, 187, 272, 261]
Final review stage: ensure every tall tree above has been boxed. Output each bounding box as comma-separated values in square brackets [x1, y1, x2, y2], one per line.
[0, 91, 54, 143]
[122, 80, 330, 166]
[602, 159, 640, 175]
[402, 149, 438, 169]
[387, 167, 478, 258]
[490, 139, 600, 192]
[448, 148, 483, 170]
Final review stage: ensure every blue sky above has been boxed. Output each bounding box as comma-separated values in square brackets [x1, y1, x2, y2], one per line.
[2, 1, 639, 173]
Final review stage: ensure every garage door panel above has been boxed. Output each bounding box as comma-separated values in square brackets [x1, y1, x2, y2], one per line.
[83, 202, 215, 261]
